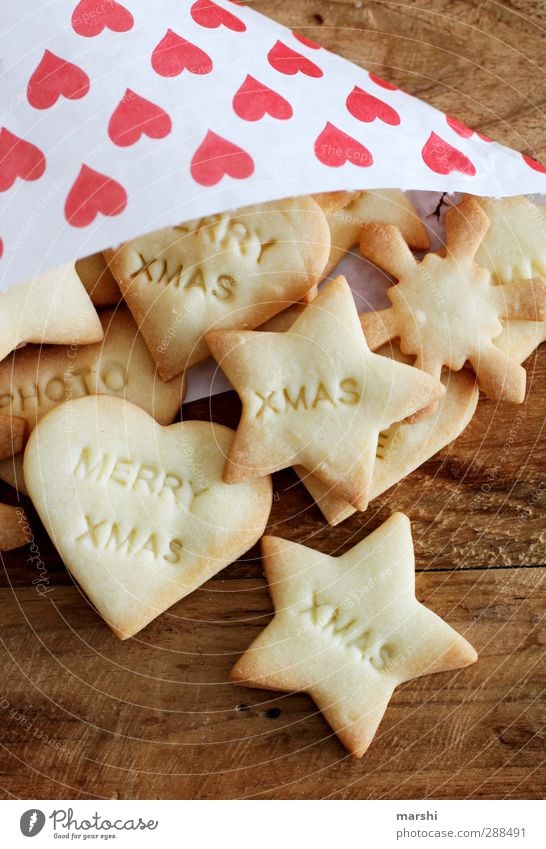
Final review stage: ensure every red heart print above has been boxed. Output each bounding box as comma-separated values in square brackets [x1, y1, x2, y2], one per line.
[152, 30, 213, 77]
[0, 128, 46, 192]
[65, 165, 127, 227]
[268, 41, 323, 78]
[422, 132, 476, 176]
[233, 76, 293, 122]
[27, 50, 90, 110]
[0, 238, 3, 259]
[191, 131, 254, 186]
[293, 32, 321, 50]
[314, 122, 373, 168]
[369, 72, 397, 91]
[346, 86, 400, 126]
[446, 117, 491, 143]
[108, 90, 172, 147]
[71, 0, 134, 37]
[446, 115, 473, 138]
[522, 153, 546, 174]
[191, 0, 246, 32]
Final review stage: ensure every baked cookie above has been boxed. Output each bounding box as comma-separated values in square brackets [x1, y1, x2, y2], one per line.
[24, 396, 272, 639]
[0, 307, 185, 432]
[231, 513, 477, 758]
[325, 189, 430, 278]
[0, 264, 102, 363]
[360, 199, 546, 404]
[206, 276, 444, 510]
[0, 414, 27, 461]
[105, 197, 331, 379]
[297, 344, 479, 524]
[76, 253, 120, 307]
[0, 503, 30, 551]
[472, 195, 546, 362]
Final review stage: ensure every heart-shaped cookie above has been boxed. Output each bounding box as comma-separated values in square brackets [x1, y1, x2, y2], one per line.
[24, 396, 272, 639]
[104, 197, 331, 379]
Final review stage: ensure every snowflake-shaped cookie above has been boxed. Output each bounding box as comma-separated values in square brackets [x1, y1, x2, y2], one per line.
[360, 198, 546, 403]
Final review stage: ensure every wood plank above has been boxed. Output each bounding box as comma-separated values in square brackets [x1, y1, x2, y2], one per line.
[0, 567, 542, 799]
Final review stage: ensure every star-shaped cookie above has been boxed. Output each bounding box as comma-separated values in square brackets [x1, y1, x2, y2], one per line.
[359, 198, 546, 403]
[231, 512, 477, 758]
[472, 195, 546, 363]
[206, 277, 444, 510]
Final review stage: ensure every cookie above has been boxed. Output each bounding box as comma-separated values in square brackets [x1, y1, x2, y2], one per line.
[0, 453, 26, 495]
[206, 276, 444, 510]
[24, 396, 272, 639]
[0, 503, 30, 551]
[231, 512, 477, 758]
[0, 308, 185, 432]
[325, 189, 430, 278]
[0, 263, 103, 363]
[297, 345, 479, 524]
[0, 414, 27, 461]
[312, 190, 361, 214]
[105, 197, 331, 380]
[360, 198, 546, 404]
[472, 195, 546, 362]
[75, 253, 120, 307]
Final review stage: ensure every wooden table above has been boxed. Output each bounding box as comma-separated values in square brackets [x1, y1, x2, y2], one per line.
[1, 0, 544, 800]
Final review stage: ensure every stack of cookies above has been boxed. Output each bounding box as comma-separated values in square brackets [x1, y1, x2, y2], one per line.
[1, 189, 545, 758]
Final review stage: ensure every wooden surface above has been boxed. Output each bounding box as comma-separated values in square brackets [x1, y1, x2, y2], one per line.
[1, 0, 545, 800]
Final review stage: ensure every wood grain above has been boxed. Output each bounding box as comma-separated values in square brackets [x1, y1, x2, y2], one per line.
[0, 0, 544, 800]
[0, 569, 542, 799]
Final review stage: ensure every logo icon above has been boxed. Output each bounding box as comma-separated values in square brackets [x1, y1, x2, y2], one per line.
[20, 809, 46, 837]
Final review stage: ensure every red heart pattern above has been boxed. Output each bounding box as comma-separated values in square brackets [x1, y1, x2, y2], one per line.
[523, 153, 546, 174]
[152, 30, 213, 77]
[6, 0, 546, 288]
[0, 128, 46, 192]
[346, 86, 400, 126]
[65, 165, 127, 227]
[446, 115, 473, 139]
[108, 90, 172, 147]
[314, 122, 373, 168]
[191, 0, 246, 32]
[268, 41, 323, 78]
[293, 32, 321, 50]
[71, 0, 134, 38]
[191, 131, 254, 186]
[27, 50, 90, 110]
[369, 72, 397, 91]
[422, 132, 476, 177]
[233, 76, 293, 121]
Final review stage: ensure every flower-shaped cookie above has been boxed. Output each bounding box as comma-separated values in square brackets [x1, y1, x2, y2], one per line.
[360, 199, 546, 403]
